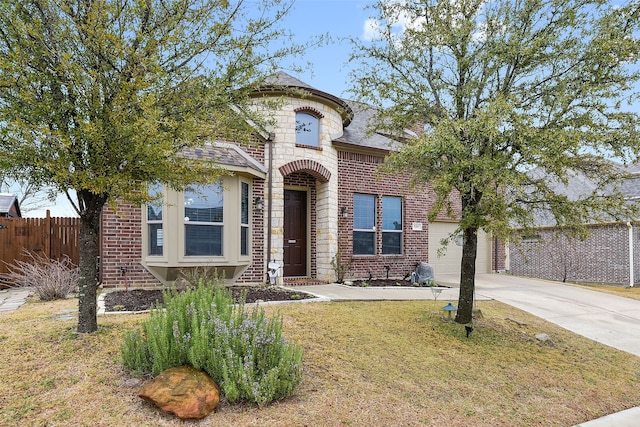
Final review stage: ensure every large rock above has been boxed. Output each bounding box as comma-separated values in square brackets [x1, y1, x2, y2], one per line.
[138, 366, 221, 419]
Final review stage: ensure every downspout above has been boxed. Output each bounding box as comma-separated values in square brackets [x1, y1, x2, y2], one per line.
[493, 236, 498, 273]
[266, 133, 274, 283]
[628, 221, 634, 288]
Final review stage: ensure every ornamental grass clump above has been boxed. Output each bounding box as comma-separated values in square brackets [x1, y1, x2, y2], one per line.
[120, 280, 303, 407]
[0, 249, 79, 301]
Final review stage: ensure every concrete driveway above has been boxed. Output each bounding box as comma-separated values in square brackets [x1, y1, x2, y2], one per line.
[439, 273, 640, 358]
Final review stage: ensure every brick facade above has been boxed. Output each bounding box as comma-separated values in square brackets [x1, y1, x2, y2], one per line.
[101, 204, 158, 288]
[236, 177, 266, 283]
[509, 223, 638, 285]
[337, 150, 438, 281]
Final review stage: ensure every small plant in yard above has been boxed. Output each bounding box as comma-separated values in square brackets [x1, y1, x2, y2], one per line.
[330, 244, 352, 283]
[0, 249, 79, 301]
[121, 279, 303, 407]
[176, 265, 220, 288]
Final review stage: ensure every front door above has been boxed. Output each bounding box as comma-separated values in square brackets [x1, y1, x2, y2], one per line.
[284, 190, 307, 277]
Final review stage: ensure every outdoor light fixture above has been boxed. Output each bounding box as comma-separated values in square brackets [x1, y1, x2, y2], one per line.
[254, 196, 263, 211]
[341, 206, 348, 218]
[442, 302, 458, 320]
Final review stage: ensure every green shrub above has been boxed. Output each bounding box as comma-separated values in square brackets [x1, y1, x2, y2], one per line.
[120, 280, 303, 407]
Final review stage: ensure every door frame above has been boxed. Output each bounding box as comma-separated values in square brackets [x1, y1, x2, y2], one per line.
[283, 187, 310, 277]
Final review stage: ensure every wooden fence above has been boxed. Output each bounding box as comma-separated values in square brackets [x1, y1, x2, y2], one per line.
[0, 212, 80, 285]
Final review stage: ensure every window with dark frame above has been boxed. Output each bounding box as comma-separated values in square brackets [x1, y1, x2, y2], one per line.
[240, 182, 249, 256]
[353, 194, 376, 255]
[184, 183, 224, 256]
[147, 183, 164, 256]
[382, 196, 402, 254]
[295, 112, 319, 147]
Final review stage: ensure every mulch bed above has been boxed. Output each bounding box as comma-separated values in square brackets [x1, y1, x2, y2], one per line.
[103, 286, 316, 312]
[347, 279, 439, 287]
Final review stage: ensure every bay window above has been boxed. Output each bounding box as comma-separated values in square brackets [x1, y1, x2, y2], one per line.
[184, 183, 224, 256]
[240, 181, 250, 256]
[147, 183, 163, 256]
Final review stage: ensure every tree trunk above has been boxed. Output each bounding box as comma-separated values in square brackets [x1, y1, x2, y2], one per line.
[76, 192, 104, 334]
[456, 226, 477, 324]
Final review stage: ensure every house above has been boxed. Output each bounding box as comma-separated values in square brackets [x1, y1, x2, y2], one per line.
[0, 194, 21, 218]
[508, 166, 640, 286]
[99, 73, 500, 288]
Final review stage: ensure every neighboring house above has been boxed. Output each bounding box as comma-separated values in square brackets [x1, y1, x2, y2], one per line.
[100, 73, 501, 288]
[0, 194, 21, 218]
[509, 166, 640, 286]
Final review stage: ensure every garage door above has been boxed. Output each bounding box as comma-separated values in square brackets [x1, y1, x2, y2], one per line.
[428, 222, 491, 275]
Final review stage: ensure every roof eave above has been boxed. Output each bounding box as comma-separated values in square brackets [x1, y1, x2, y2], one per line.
[253, 86, 354, 127]
[332, 139, 391, 156]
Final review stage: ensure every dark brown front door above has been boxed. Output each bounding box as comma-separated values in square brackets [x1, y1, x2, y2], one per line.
[284, 190, 307, 277]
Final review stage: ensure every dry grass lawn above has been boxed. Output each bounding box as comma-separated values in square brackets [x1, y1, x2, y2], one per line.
[1, 296, 640, 426]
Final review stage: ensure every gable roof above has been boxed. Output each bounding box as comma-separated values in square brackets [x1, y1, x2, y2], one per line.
[0, 194, 21, 217]
[182, 142, 267, 178]
[619, 164, 640, 199]
[522, 164, 640, 227]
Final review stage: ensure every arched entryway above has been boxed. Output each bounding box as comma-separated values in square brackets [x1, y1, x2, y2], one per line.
[280, 160, 331, 278]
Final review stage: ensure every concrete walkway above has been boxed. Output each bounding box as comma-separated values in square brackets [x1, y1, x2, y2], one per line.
[0, 288, 31, 312]
[288, 282, 481, 303]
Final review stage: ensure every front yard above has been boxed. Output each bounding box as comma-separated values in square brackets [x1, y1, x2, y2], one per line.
[1, 296, 639, 426]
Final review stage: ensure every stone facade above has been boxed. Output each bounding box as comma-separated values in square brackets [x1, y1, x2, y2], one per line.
[257, 96, 343, 282]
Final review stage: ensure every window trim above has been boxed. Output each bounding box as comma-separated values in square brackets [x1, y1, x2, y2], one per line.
[240, 180, 250, 258]
[183, 182, 225, 257]
[295, 109, 322, 148]
[353, 193, 377, 256]
[146, 183, 165, 257]
[382, 196, 403, 255]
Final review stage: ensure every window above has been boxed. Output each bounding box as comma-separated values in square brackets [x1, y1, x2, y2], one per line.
[382, 196, 402, 254]
[184, 183, 224, 256]
[240, 182, 249, 256]
[353, 194, 376, 255]
[295, 112, 319, 147]
[147, 183, 163, 256]
[521, 234, 541, 243]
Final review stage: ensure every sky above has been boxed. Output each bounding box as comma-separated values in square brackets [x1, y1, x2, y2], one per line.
[277, 0, 377, 98]
[18, 0, 638, 217]
[24, 0, 376, 218]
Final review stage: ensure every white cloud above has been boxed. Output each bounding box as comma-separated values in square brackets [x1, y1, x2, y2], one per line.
[362, 0, 488, 43]
[362, 17, 381, 41]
